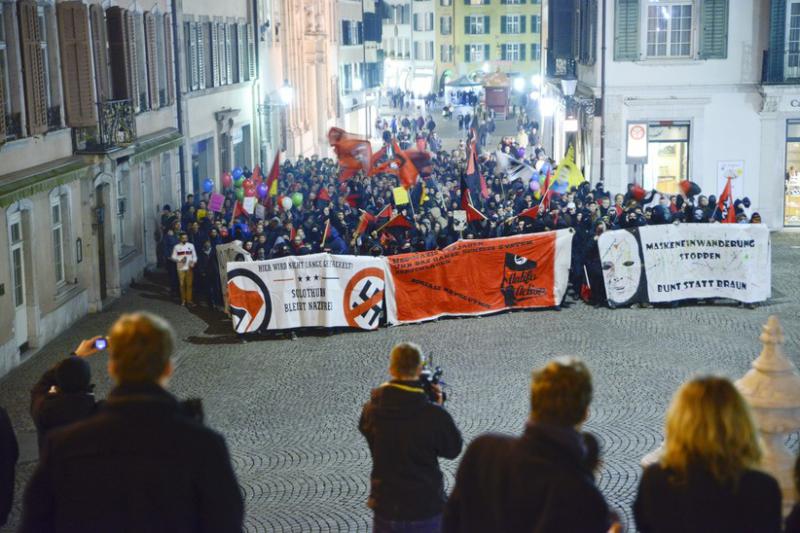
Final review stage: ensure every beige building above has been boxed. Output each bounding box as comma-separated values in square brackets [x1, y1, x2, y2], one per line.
[0, 0, 181, 375]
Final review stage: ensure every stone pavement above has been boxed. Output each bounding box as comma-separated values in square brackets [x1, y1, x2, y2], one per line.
[1, 233, 799, 532]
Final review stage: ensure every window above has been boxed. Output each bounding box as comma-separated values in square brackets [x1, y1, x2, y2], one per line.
[440, 0, 452, 5]
[466, 43, 486, 62]
[531, 14, 541, 33]
[505, 14, 521, 34]
[644, 122, 690, 194]
[502, 0, 524, 4]
[37, 6, 51, 109]
[219, 23, 228, 85]
[134, 13, 149, 110]
[787, 1, 800, 78]
[440, 44, 453, 62]
[413, 13, 433, 32]
[465, 0, 490, 5]
[117, 170, 134, 256]
[154, 16, 166, 104]
[646, 2, 692, 57]
[161, 152, 172, 207]
[50, 194, 66, 285]
[531, 42, 541, 60]
[467, 15, 485, 34]
[577, 0, 597, 65]
[342, 20, 362, 45]
[503, 43, 521, 61]
[440, 16, 452, 35]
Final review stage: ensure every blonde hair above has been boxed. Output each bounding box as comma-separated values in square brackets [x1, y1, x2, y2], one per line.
[530, 357, 592, 426]
[389, 342, 422, 378]
[108, 312, 175, 383]
[661, 376, 761, 485]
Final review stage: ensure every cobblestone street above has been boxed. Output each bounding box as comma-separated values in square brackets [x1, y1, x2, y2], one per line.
[1, 233, 799, 532]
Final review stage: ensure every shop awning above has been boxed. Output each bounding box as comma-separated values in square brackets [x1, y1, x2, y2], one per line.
[0, 156, 93, 208]
[446, 75, 482, 87]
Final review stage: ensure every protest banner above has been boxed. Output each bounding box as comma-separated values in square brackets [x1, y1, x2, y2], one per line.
[599, 224, 771, 306]
[242, 197, 257, 214]
[227, 253, 386, 333]
[209, 193, 225, 213]
[384, 230, 573, 325]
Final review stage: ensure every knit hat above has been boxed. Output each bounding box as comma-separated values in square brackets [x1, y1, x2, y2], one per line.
[55, 357, 91, 393]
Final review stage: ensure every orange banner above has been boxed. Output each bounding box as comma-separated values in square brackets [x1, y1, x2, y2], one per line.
[386, 231, 573, 324]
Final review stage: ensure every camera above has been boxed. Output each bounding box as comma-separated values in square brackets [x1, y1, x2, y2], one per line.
[420, 356, 447, 404]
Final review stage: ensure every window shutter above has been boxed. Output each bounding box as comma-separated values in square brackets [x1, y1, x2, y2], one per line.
[614, 0, 639, 61]
[699, 0, 728, 59]
[521, 15, 526, 33]
[186, 21, 198, 90]
[464, 16, 469, 35]
[106, 8, 131, 100]
[238, 24, 246, 82]
[144, 12, 159, 108]
[90, 5, 110, 102]
[164, 14, 175, 104]
[501, 15, 506, 34]
[484, 16, 490, 34]
[767, 0, 787, 82]
[247, 23, 255, 80]
[211, 22, 220, 87]
[342, 20, 348, 44]
[196, 22, 206, 89]
[484, 43, 490, 60]
[500, 44, 506, 60]
[19, 0, 48, 134]
[225, 24, 233, 84]
[125, 11, 140, 110]
[0, 59, 5, 139]
[465, 45, 470, 62]
[521, 43, 526, 60]
[57, 2, 96, 127]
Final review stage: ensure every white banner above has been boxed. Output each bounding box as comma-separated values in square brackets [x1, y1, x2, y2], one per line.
[226, 253, 387, 333]
[638, 224, 771, 303]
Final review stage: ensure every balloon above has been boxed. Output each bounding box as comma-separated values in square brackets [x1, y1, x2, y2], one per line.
[232, 167, 243, 179]
[256, 183, 268, 199]
[291, 192, 303, 207]
[281, 196, 293, 211]
[202, 178, 214, 193]
[530, 180, 540, 192]
[534, 191, 541, 200]
[221, 173, 233, 188]
[242, 178, 254, 190]
[233, 174, 244, 188]
[235, 188, 244, 201]
[244, 186, 256, 197]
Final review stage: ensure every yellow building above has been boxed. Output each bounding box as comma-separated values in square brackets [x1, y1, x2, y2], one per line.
[435, 0, 542, 91]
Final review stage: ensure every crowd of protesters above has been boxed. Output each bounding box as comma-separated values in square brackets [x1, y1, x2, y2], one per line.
[2, 326, 800, 532]
[155, 119, 760, 308]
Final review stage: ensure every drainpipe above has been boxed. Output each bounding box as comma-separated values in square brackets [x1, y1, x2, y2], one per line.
[171, 0, 187, 198]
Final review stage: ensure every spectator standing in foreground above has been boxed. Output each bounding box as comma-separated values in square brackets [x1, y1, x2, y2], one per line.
[633, 376, 782, 533]
[0, 405, 18, 527]
[359, 342, 462, 532]
[786, 453, 800, 532]
[443, 357, 610, 532]
[20, 312, 244, 533]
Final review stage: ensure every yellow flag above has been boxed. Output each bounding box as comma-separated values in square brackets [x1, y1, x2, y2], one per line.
[555, 145, 585, 189]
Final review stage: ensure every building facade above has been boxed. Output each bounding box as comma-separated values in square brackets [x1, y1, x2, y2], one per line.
[336, 0, 383, 137]
[543, 0, 797, 230]
[0, 0, 181, 375]
[450, 0, 542, 88]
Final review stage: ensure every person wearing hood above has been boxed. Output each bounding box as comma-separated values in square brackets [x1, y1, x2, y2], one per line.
[359, 342, 462, 532]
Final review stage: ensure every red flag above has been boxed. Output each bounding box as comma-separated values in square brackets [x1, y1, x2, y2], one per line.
[346, 193, 360, 207]
[317, 187, 331, 202]
[519, 205, 540, 220]
[376, 204, 393, 221]
[251, 165, 262, 184]
[370, 145, 387, 168]
[718, 178, 737, 223]
[232, 201, 247, 220]
[384, 214, 413, 230]
[460, 175, 487, 222]
[392, 140, 432, 190]
[328, 127, 372, 181]
[355, 210, 375, 236]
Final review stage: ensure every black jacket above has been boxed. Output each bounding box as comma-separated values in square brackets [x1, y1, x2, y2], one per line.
[20, 383, 243, 533]
[787, 504, 800, 533]
[30, 365, 98, 452]
[443, 423, 608, 533]
[633, 463, 782, 533]
[359, 380, 462, 520]
[0, 406, 18, 527]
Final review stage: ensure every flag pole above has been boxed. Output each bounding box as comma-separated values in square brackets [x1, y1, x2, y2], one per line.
[321, 219, 331, 248]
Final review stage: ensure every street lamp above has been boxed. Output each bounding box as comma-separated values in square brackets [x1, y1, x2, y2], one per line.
[279, 80, 294, 105]
[513, 77, 525, 93]
[561, 76, 578, 98]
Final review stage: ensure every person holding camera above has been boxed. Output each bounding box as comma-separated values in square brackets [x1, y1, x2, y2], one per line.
[20, 312, 243, 533]
[443, 357, 610, 532]
[359, 342, 462, 532]
[29, 336, 105, 453]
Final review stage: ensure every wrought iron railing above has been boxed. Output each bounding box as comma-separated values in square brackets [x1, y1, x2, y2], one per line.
[72, 99, 136, 154]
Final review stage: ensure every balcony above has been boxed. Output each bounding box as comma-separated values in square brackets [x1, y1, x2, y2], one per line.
[72, 99, 136, 154]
